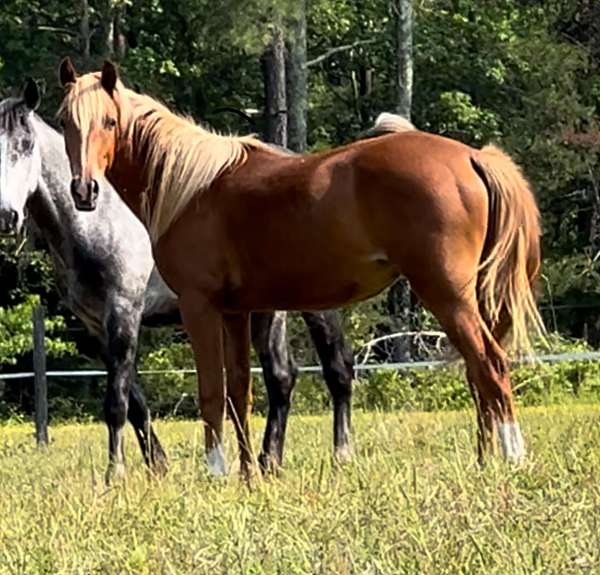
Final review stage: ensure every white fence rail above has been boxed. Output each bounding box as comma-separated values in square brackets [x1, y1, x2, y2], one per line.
[3, 351, 600, 381]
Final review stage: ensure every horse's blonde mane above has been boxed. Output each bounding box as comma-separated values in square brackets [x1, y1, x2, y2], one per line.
[60, 73, 277, 242]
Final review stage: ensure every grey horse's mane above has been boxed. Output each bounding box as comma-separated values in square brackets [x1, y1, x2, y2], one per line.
[0, 97, 26, 131]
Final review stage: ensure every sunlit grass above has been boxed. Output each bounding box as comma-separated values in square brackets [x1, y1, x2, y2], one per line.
[1, 406, 600, 574]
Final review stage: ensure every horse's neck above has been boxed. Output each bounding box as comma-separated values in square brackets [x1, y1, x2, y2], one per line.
[26, 117, 77, 251]
[107, 143, 148, 223]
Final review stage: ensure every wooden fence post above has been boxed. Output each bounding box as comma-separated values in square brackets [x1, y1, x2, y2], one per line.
[32, 305, 48, 446]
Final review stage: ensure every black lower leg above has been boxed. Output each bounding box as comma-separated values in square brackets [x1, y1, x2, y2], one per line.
[259, 363, 296, 471]
[302, 311, 354, 457]
[104, 370, 129, 482]
[251, 311, 297, 472]
[128, 381, 168, 475]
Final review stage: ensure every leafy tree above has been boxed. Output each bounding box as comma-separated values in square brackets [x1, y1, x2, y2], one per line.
[0, 296, 75, 365]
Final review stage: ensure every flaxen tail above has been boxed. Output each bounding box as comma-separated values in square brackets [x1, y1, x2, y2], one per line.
[471, 145, 546, 353]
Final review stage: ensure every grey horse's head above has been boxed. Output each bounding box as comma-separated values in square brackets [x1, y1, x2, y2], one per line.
[0, 79, 42, 234]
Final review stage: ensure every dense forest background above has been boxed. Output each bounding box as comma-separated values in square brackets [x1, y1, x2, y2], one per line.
[1, 0, 600, 418]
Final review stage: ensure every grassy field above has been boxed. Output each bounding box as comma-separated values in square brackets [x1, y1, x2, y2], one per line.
[1, 406, 600, 574]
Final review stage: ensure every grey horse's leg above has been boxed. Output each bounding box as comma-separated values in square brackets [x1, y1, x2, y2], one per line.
[301, 311, 354, 461]
[252, 311, 297, 473]
[103, 302, 167, 482]
[127, 380, 168, 476]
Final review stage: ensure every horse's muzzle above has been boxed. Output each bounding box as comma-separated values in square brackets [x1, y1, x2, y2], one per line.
[70, 177, 99, 211]
[0, 208, 19, 235]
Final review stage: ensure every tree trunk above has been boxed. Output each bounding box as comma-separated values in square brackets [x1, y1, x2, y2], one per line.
[97, 0, 116, 59]
[80, 0, 91, 61]
[113, 1, 127, 59]
[590, 189, 600, 254]
[354, 64, 373, 128]
[105, 17, 115, 58]
[388, 0, 415, 361]
[393, 0, 413, 119]
[262, 26, 288, 147]
[286, 2, 307, 152]
[94, 0, 126, 60]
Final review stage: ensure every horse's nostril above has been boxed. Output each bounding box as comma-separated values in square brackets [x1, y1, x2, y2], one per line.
[9, 210, 17, 227]
[89, 179, 99, 199]
[70, 178, 80, 198]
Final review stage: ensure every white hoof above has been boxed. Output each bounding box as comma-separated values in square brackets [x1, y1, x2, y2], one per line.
[206, 445, 228, 477]
[498, 422, 526, 463]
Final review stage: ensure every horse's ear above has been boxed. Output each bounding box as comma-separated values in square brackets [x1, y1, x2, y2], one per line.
[101, 61, 118, 96]
[23, 78, 41, 111]
[59, 57, 77, 87]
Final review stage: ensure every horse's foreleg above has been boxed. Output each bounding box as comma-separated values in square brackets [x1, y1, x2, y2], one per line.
[224, 312, 253, 479]
[251, 311, 297, 473]
[179, 292, 227, 476]
[103, 310, 137, 484]
[302, 311, 354, 463]
[105, 301, 168, 478]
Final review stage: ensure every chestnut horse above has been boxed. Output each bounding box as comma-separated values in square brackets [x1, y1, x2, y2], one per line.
[58, 59, 544, 476]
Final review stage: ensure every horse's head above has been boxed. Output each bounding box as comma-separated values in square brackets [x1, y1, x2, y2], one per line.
[0, 79, 42, 235]
[58, 57, 122, 212]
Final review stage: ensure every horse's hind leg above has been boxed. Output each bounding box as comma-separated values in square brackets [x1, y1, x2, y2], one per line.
[409, 279, 523, 462]
[127, 381, 169, 477]
[251, 311, 298, 473]
[301, 311, 354, 462]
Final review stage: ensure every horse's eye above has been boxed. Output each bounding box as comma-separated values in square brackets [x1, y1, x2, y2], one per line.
[105, 117, 117, 129]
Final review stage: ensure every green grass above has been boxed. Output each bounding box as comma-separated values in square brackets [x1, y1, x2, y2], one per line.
[1, 406, 600, 574]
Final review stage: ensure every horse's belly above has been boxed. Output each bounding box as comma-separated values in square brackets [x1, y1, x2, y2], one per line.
[223, 258, 399, 312]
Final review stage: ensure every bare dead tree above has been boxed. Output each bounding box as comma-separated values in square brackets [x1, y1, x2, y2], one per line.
[80, 0, 91, 61]
[388, 0, 415, 360]
[286, 1, 307, 152]
[262, 26, 288, 147]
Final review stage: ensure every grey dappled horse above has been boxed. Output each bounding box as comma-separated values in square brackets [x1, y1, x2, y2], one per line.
[0, 79, 354, 481]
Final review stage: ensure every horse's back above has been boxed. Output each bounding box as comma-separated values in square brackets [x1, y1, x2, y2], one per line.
[157, 131, 490, 310]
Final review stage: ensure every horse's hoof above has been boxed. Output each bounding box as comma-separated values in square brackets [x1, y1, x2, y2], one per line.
[206, 446, 228, 477]
[240, 462, 257, 486]
[258, 451, 281, 476]
[334, 444, 353, 465]
[149, 454, 169, 479]
[105, 462, 126, 485]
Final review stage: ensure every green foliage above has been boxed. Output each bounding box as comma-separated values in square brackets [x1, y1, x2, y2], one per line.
[139, 332, 196, 416]
[428, 90, 501, 143]
[0, 295, 76, 366]
[130, 324, 600, 419]
[2, 0, 600, 419]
